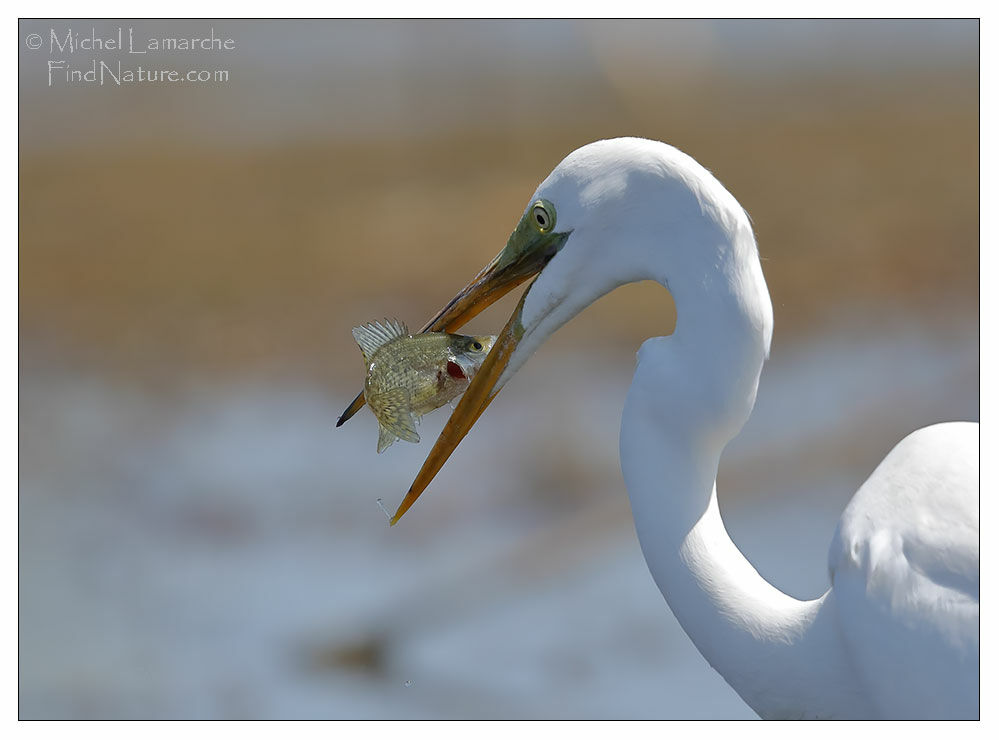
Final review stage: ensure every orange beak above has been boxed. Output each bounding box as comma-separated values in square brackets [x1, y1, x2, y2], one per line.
[337, 199, 569, 524]
[334, 248, 535, 428]
[389, 285, 532, 524]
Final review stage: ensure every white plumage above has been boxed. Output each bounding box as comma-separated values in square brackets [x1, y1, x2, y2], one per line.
[829, 422, 978, 717]
[398, 137, 980, 719]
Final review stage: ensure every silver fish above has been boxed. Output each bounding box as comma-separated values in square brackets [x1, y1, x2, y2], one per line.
[351, 319, 496, 453]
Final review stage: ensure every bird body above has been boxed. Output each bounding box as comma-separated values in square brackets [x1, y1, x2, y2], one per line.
[829, 422, 979, 718]
[344, 137, 979, 718]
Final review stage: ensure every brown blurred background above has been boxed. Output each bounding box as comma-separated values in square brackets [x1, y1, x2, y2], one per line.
[20, 19, 978, 387]
[19, 19, 978, 719]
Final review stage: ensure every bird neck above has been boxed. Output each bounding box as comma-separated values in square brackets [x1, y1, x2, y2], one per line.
[618, 233, 868, 719]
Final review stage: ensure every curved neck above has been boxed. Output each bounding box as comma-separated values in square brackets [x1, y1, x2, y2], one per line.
[618, 235, 870, 719]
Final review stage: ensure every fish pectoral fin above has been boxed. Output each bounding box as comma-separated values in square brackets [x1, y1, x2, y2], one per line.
[351, 319, 410, 364]
[370, 388, 420, 453]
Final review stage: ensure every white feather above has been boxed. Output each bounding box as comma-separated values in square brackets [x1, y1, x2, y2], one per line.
[502, 138, 978, 719]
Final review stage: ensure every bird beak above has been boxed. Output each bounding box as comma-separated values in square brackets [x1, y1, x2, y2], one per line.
[386, 219, 570, 524]
[389, 286, 531, 524]
[334, 238, 552, 427]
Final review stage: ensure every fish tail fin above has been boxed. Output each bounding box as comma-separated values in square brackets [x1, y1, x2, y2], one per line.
[351, 319, 410, 364]
[370, 388, 420, 453]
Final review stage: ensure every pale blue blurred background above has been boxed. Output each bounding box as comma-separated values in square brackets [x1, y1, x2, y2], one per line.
[19, 19, 978, 718]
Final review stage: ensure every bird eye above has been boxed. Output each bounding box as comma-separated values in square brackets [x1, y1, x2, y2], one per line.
[532, 201, 554, 233]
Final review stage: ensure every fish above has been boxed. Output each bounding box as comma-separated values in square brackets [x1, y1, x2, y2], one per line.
[351, 319, 496, 453]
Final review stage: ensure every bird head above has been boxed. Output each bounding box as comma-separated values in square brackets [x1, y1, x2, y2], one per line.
[389, 137, 764, 523]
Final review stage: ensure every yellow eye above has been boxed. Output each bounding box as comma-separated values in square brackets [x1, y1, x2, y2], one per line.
[531, 200, 554, 233]
[471, 341, 483, 351]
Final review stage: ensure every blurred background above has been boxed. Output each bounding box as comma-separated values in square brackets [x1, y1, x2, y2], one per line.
[19, 19, 978, 718]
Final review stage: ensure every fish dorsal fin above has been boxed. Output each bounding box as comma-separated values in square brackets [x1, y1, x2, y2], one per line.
[351, 319, 409, 364]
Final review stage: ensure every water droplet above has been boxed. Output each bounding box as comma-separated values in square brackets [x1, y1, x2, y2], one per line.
[404, 679, 413, 688]
[376, 498, 391, 519]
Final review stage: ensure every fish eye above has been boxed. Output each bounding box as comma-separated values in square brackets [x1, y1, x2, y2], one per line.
[531, 200, 555, 233]
[471, 341, 483, 351]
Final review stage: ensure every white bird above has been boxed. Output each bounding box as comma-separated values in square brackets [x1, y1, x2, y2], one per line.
[338, 137, 979, 719]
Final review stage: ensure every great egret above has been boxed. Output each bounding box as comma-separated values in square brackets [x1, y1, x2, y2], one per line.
[339, 137, 979, 719]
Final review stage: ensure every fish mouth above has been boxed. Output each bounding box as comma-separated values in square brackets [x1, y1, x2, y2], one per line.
[384, 224, 570, 524]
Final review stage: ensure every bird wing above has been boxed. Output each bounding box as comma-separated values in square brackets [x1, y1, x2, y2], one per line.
[828, 422, 979, 719]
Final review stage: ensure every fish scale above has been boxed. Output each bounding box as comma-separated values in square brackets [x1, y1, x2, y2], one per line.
[350, 320, 496, 453]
